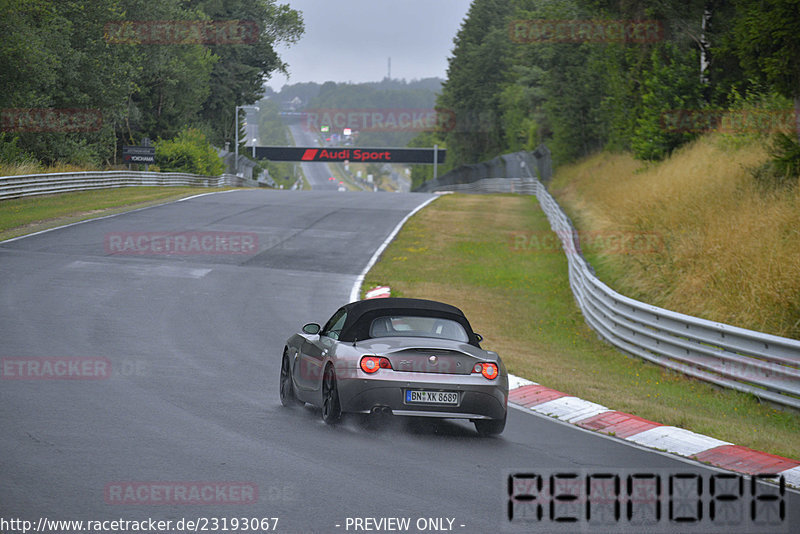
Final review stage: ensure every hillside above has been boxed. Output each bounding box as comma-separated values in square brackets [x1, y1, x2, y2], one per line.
[550, 135, 800, 339]
[273, 79, 444, 148]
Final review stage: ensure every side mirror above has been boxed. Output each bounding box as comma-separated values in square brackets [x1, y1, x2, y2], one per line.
[474, 333, 484, 343]
[302, 323, 321, 335]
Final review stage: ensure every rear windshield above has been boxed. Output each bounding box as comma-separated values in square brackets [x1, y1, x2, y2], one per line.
[369, 315, 469, 342]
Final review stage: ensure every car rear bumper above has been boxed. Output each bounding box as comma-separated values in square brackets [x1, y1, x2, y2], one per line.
[337, 371, 507, 420]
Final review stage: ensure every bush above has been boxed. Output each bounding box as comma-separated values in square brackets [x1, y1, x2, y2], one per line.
[751, 133, 800, 190]
[769, 132, 800, 180]
[155, 128, 224, 176]
[0, 134, 35, 167]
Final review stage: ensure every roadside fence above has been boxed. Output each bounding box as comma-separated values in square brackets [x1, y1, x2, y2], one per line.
[0, 171, 258, 201]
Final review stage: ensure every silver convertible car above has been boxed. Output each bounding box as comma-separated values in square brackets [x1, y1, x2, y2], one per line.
[279, 297, 508, 435]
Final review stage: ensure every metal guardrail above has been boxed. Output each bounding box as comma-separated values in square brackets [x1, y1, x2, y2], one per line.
[0, 171, 259, 201]
[419, 172, 800, 409]
[431, 177, 537, 195]
[414, 148, 550, 192]
[533, 180, 800, 410]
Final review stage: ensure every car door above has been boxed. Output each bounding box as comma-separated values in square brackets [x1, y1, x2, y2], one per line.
[296, 309, 346, 393]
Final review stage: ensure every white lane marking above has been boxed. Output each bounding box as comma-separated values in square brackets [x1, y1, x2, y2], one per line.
[175, 189, 239, 202]
[348, 195, 440, 303]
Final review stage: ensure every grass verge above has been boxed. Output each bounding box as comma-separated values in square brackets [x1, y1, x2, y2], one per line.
[0, 187, 231, 241]
[362, 193, 800, 459]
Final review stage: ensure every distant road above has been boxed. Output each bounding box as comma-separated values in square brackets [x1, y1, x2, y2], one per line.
[287, 123, 339, 190]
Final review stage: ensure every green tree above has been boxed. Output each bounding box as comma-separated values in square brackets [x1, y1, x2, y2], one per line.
[0, 0, 70, 109]
[0, 0, 138, 165]
[499, 78, 543, 153]
[0, 0, 303, 168]
[437, 0, 514, 165]
[731, 0, 800, 143]
[114, 0, 217, 146]
[188, 0, 303, 147]
[632, 43, 704, 160]
[407, 131, 445, 190]
[508, 0, 609, 163]
[155, 127, 224, 175]
[256, 99, 290, 145]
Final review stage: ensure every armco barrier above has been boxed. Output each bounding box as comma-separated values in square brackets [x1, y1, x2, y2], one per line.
[430, 177, 537, 194]
[414, 147, 550, 192]
[0, 171, 258, 201]
[417, 170, 800, 410]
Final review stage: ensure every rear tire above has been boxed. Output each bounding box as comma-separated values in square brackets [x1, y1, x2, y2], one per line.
[474, 413, 506, 437]
[279, 352, 302, 407]
[321, 365, 342, 425]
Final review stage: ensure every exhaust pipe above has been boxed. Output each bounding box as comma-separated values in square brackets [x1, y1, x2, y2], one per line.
[371, 405, 393, 416]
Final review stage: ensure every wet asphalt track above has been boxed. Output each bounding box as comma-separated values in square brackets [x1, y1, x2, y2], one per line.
[1, 189, 796, 534]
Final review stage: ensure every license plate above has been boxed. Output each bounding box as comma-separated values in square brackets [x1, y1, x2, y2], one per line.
[405, 390, 459, 405]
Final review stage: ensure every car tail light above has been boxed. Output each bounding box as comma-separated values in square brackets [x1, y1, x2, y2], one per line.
[360, 356, 392, 374]
[472, 362, 498, 380]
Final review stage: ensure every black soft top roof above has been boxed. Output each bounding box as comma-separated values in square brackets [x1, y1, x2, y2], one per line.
[333, 298, 480, 346]
[342, 297, 466, 317]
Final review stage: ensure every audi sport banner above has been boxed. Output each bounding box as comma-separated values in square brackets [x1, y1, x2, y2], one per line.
[254, 146, 445, 164]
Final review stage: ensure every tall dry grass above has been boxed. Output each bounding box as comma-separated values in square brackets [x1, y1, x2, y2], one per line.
[551, 135, 800, 339]
[0, 161, 101, 177]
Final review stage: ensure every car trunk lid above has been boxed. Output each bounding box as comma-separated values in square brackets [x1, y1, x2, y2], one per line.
[384, 347, 477, 375]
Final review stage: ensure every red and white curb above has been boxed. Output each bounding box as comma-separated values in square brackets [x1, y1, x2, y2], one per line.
[507, 374, 800, 489]
[365, 286, 391, 299]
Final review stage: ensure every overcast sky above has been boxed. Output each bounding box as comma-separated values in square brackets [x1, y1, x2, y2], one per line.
[266, 0, 473, 90]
